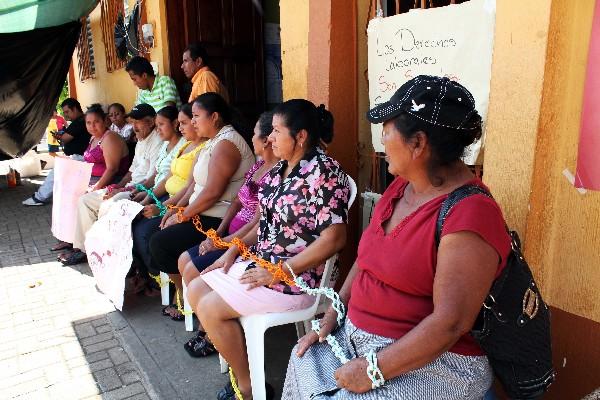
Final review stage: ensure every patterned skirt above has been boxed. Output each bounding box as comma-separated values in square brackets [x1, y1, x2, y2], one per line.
[282, 318, 493, 400]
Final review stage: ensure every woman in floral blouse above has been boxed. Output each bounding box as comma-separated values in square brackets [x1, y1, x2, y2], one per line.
[185, 99, 351, 400]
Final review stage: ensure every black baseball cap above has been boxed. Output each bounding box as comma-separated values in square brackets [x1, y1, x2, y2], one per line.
[366, 75, 481, 131]
[127, 103, 156, 119]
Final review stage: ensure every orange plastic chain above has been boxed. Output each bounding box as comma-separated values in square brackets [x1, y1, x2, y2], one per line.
[167, 206, 296, 287]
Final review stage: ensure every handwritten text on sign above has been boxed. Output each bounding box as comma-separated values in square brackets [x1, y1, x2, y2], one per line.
[368, 0, 496, 163]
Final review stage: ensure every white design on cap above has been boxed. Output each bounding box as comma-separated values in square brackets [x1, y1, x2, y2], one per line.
[411, 99, 425, 112]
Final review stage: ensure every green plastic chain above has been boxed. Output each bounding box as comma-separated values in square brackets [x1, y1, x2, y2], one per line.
[134, 184, 167, 217]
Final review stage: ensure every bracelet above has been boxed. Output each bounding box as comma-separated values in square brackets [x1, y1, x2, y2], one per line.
[365, 350, 385, 389]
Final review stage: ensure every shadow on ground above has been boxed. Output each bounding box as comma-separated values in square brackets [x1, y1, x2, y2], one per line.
[116, 291, 298, 399]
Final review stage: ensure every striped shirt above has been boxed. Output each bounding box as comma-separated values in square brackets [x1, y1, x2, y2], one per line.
[135, 75, 181, 111]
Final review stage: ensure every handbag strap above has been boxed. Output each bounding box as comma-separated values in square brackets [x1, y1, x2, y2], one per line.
[435, 184, 492, 245]
[435, 184, 524, 308]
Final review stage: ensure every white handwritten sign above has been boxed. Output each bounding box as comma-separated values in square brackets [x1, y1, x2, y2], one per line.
[85, 199, 144, 310]
[51, 157, 93, 243]
[368, 0, 496, 164]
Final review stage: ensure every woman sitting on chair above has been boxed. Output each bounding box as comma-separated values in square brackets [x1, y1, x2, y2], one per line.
[186, 99, 351, 400]
[178, 110, 279, 356]
[282, 76, 511, 400]
[149, 93, 255, 319]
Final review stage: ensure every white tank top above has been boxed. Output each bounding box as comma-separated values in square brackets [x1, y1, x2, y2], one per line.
[189, 125, 256, 218]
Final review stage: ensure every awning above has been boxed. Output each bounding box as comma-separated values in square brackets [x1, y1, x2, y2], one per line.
[0, 0, 98, 159]
[0, 0, 98, 33]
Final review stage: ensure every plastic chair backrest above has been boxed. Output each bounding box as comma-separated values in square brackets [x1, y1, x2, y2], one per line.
[309, 175, 356, 310]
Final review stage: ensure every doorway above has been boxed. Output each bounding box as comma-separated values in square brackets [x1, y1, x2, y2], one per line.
[165, 0, 267, 121]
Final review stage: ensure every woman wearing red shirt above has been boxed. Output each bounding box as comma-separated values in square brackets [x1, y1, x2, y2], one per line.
[282, 76, 511, 399]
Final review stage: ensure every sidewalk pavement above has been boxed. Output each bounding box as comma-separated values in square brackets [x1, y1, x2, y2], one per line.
[0, 174, 296, 399]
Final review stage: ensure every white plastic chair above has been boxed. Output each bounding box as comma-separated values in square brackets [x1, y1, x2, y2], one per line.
[160, 272, 170, 306]
[220, 176, 357, 400]
[161, 272, 195, 331]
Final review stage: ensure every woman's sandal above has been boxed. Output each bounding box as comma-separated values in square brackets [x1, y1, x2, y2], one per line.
[61, 250, 87, 266]
[161, 305, 185, 321]
[50, 241, 72, 252]
[183, 331, 208, 357]
[217, 380, 274, 400]
[183, 335, 217, 357]
[57, 250, 74, 262]
[161, 304, 176, 316]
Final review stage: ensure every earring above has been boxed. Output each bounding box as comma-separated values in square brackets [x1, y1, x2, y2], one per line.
[300, 142, 303, 148]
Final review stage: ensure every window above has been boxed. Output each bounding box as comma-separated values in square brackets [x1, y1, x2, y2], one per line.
[77, 16, 96, 81]
[100, 0, 127, 72]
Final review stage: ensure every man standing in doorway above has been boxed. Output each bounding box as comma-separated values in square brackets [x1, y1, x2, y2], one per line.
[22, 98, 90, 206]
[181, 42, 229, 103]
[126, 56, 181, 111]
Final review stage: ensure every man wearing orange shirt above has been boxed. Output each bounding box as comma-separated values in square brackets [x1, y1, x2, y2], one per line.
[181, 42, 229, 103]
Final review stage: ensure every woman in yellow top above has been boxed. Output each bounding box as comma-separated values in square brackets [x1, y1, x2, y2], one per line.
[131, 103, 207, 296]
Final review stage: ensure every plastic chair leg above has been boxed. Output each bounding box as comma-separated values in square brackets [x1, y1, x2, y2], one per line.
[160, 272, 169, 306]
[295, 321, 306, 338]
[243, 321, 267, 400]
[182, 281, 193, 331]
[219, 354, 229, 374]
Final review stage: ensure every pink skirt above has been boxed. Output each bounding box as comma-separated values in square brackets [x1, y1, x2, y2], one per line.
[201, 258, 315, 316]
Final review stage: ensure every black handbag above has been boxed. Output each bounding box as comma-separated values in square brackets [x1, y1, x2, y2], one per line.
[436, 185, 555, 399]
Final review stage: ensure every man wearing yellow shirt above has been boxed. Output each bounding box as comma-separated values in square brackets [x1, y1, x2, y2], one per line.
[181, 42, 229, 103]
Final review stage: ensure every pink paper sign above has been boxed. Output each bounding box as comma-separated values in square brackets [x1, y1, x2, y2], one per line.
[575, 0, 600, 190]
[51, 157, 92, 243]
[85, 200, 143, 311]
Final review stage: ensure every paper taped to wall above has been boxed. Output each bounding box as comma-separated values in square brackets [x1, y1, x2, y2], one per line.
[367, 0, 496, 164]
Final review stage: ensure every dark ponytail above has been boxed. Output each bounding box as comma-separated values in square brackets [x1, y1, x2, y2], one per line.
[315, 104, 334, 144]
[273, 99, 334, 149]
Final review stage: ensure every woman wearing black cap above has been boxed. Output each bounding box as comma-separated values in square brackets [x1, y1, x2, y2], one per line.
[282, 76, 511, 399]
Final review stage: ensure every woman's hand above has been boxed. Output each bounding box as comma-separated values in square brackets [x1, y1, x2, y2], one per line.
[334, 357, 372, 393]
[131, 191, 147, 203]
[295, 307, 339, 357]
[239, 268, 275, 290]
[159, 209, 176, 229]
[140, 195, 152, 206]
[201, 247, 238, 275]
[161, 213, 179, 229]
[142, 205, 159, 219]
[198, 238, 217, 255]
[103, 187, 125, 200]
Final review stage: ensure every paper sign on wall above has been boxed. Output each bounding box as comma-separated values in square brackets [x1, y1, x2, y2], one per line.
[367, 0, 496, 164]
[51, 157, 92, 243]
[85, 199, 144, 311]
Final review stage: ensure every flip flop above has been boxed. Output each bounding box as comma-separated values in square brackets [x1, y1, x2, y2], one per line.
[61, 250, 87, 266]
[57, 249, 75, 262]
[50, 242, 72, 252]
[217, 380, 274, 400]
[184, 336, 217, 357]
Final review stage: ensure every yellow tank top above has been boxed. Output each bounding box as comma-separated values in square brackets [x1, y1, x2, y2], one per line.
[165, 141, 206, 196]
